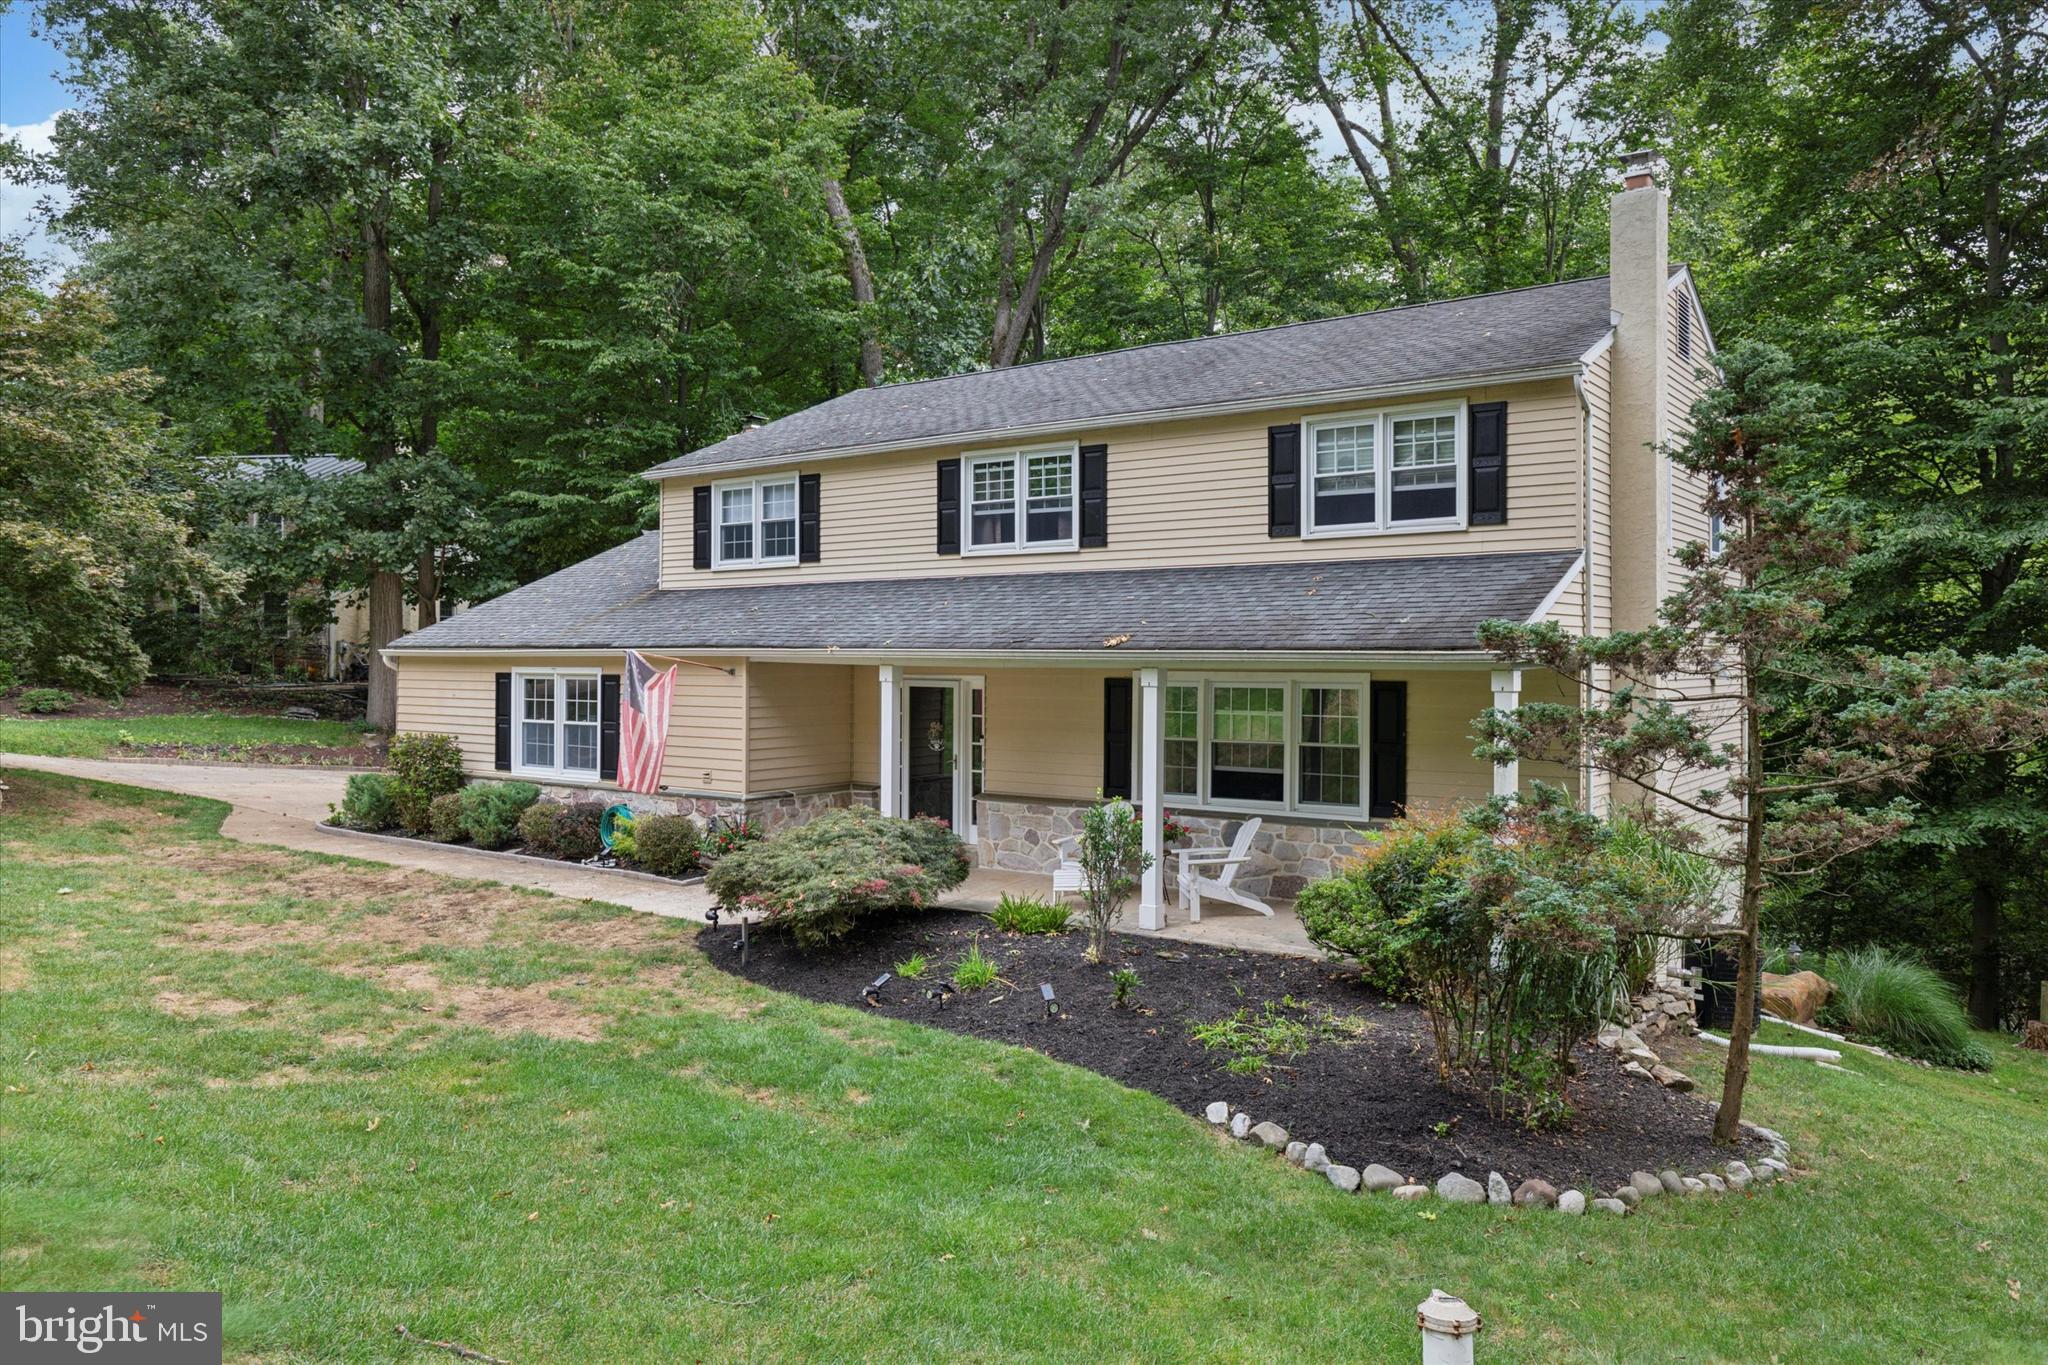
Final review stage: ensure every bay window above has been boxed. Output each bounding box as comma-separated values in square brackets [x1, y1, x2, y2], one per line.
[965, 444, 1078, 554]
[713, 473, 799, 568]
[1304, 402, 1464, 534]
[515, 671, 602, 780]
[1161, 677, 1368, 815]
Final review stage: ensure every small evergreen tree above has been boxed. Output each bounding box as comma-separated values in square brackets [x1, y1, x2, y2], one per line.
[1475, 343, 2048, 1142]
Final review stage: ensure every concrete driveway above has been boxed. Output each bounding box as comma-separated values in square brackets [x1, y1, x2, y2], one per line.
[0, 755, 715, 920]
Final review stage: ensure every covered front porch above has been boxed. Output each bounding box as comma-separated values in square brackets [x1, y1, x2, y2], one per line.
[942, 863, 1322, 955]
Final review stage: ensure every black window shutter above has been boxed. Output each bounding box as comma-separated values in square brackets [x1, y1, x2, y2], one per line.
[599, 673, 621, 781]
[1468, 402, 1508, 526]
[1369, 681, 1407, 819]
[1267, 424, 1301, 537]
[936, 458, 961, 555]
[1079, 444, 1108, 548]
[798, 472, 822, 563]
[493, 672, 512, 772]
[692, 485, 712, 569]
[1102, 677, 1134, 801]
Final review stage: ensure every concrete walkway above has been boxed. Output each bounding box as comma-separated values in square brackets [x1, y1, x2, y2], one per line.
[0, 755, 714, 919]
[1, 755, 1319, 955]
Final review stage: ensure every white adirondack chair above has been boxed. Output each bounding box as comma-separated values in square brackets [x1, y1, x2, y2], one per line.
[1052, 837, 1085, 896]
[1176, 817, 1273, 922]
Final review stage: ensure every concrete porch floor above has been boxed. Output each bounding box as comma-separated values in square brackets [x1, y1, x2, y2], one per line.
[944, 867, 1317, 958]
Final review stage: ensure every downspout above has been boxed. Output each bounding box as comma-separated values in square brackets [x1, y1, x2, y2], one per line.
[1572, 365, 1597, 813]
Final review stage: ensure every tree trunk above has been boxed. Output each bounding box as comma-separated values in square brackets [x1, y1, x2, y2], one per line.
[1713, 674, 1765, 1144]
[416, 549, 438, 630]
[822, 176, 883, 386]
[366, 569, 404, 727]
[361, 190, 401, 733]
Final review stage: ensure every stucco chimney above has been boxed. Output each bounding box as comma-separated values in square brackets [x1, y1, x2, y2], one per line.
[1608, 149, 1670, 631]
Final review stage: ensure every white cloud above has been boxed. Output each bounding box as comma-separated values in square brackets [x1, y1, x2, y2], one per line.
[2, 113, 79, 274]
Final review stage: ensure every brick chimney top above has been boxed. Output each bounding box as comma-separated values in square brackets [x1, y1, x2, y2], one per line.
[1618, 149, 1660, 191]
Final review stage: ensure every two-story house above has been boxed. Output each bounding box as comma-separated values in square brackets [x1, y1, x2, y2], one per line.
[385, 155, 1718, 930]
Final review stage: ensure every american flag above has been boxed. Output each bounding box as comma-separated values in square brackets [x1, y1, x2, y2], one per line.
[618, 650, 678, 794]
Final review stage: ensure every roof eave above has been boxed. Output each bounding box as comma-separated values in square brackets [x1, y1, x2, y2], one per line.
[639, 360, 1591, 483]
[383, 645, 1505, 669]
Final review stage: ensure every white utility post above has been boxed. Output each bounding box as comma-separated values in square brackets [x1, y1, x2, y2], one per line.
[1417, 1290, 1482, 1365]
[1137, 667, 1165, 931]
[1490, 668, 1523, 798]
[878, 664, 901, 817]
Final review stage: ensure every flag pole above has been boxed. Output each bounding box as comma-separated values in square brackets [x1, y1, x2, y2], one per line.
[635, 653, 736, 676]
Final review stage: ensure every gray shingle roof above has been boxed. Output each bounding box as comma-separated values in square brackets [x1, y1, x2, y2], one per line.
[643, 274, 1622, 479]
[387, 532, 1580, 655]
[228, 454, 366, 480]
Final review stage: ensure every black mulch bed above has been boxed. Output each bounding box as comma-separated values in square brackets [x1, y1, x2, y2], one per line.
[706, 909, 1763, 1190]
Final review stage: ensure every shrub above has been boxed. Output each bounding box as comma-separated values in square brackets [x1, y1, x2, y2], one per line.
[630, 813, 703, 878]
[1111, 966, 1140, 1008]
[335, 773, 398, 831]
[895, 952, 930, 980]
[990, 894, 1071, 935]
[1076, 796, 1151, 962]
[1298, 786, 1675, 1126]
[427, 791, 467, 841]
[17, 688, 76, 714]
[457, 781, 539, 850]
[1820, 945, 1995, 1070]
[1297, 873, 1412, 996]
[518, 801, 605, 861]
[704, 806, 970, 948]
[389, 731, 465, 792]
[952, 942, 997, 991]
[701, 817, 763, 861]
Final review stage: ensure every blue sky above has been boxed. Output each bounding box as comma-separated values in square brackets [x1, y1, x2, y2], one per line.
[2, 5, 75, 267]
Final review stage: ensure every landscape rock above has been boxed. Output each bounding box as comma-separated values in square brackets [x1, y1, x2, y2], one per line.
[1284, 1142, 1307, 1165]
[1750, 1160, 1780, 1184]
[1681, 1177, 1708, 1195]
[282, 706, 319, 720]
[1657, 1170, 1685, 1195]
[1701, 1173, 1727, 1194]
[1391, 1184, 1431, 1201]
[1621, 1061, 1654, 1080]
[1759, 1156, 1789, 1176]
[1361, 1164, 1405, 1193]
[1303, 1143, 1330, 1174]
[1630, 1171, 1665, 1199]
[1251, 1120, 1290, 1150]
[1513, 1178, 1559, 1208]
[1650, 1064, 1696, 1092]
[1326, 1164, 1362, 1193]
[1229, 1112, 1251, 1140]
[1761, 970, 1835, 1024]
[1624, 1044, 1662, 1066]
[1436, 1172, 1486, 1204]
[1612, 1185, 1640, 1208]
[1205, 1101, 1230, 1125]
[1487, 1172, 1512, 1206]
[1596, 1023, 1626, 1049]
[1725, 1167, 1752, 1192]
[1590, 1198, 1630, 1215]
[1556, 1190, 1586, 1215]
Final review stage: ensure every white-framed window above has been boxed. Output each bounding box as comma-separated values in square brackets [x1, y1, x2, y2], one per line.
[1161, 675, 1369, 816]
[964, 443, 1078, 554]
[713, 473, 799, 568]
[1304, 402, 1465, 535]
[514, 670, 603, 780]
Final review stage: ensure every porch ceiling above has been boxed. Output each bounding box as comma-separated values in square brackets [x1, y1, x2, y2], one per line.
[387, 531, 1580, 658]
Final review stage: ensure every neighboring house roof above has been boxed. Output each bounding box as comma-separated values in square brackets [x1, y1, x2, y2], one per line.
[642, 273, 1645, 480]
[227, 454, 366, 480]
[386, 532, 1581, 656]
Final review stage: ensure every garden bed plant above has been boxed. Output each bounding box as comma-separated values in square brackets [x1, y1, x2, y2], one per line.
[322, 732, 752, 883]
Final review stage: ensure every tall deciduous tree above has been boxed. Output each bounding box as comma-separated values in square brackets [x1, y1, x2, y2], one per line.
[1476, 344, 2048, 1140]
[0, 246, 224, 694]
[1267, 0, 1651, 302]
[1662, 0, 2047, 1025]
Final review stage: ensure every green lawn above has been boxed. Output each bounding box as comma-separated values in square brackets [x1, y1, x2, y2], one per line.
[0, 712, 368, 759]
[1, 773, 2042, 1362]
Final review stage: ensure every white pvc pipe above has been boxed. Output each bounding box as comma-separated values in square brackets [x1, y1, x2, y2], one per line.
[1418, 1291, 1481, 1365]
[1698, 1031, 1841, 1062]
[1764, 1015, 1889, 1056]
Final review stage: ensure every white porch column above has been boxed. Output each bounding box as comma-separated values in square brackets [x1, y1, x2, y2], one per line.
[1490, 667, 1523, 798]
[1137, 667, 1165, 930]
[878, 664, 901, 817]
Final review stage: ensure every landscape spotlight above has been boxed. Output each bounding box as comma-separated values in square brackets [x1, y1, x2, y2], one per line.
[705, 906, 720, 928]
[928, 983, 956, 1011]
[1040, 983, 1059, 1018]
[863, 973, 891, 1007]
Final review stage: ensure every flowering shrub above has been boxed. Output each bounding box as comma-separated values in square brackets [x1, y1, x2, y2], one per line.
[704, 806, 969, 948]
[1161, 811, 1194, 844]
[701, 817, 763, 860]
[1299, 785, 1699, 1127]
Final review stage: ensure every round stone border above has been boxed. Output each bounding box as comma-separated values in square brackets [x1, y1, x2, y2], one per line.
[1203, 1098, 1793, 1214]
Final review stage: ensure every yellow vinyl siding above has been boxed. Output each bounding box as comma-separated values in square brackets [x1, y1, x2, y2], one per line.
[982, 667, 1121, 802]
[658, 378, 1586, 589]
[1392, 669, 1578, 810]
[391, 652, 748, 795]
[1666, 284, 1717, 569]
[746, 662, 855, 792]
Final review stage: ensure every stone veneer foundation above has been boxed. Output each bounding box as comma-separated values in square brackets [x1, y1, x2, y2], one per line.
[976, 797, 1377, 900]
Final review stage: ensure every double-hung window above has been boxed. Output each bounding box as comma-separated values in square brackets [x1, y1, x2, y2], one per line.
[713, 474, 799, 568]
[964, 444, 1077, 554]
[515, 671, 602, 780]
[1304, 403, 1464, 534]
[1161, 677, 1368, 816]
